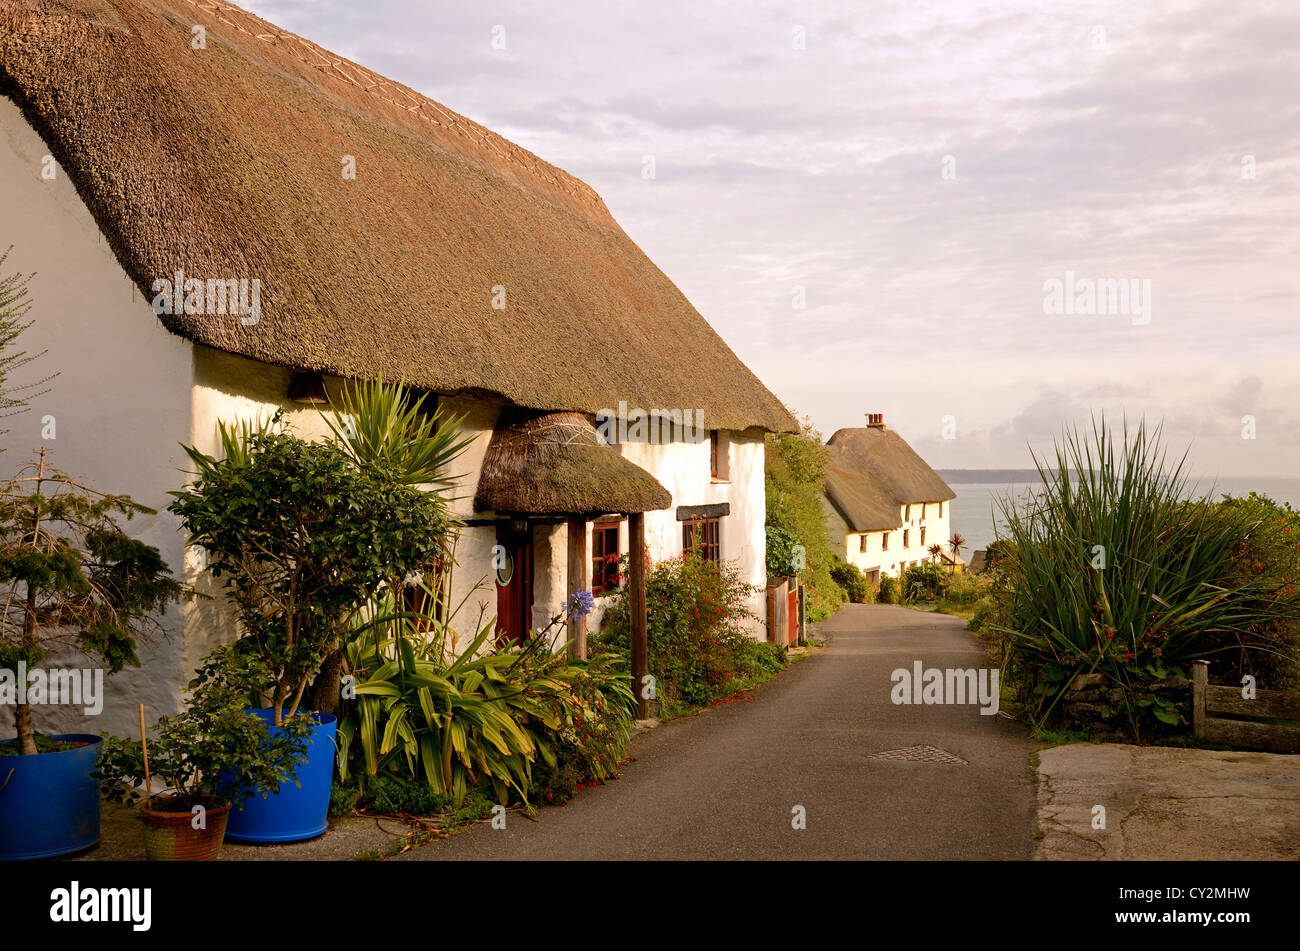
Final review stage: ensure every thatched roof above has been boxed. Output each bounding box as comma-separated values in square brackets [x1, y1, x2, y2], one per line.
[475, 410, 671, 516]
[0, 0, 797, 435]
[824, 427, 955, 532]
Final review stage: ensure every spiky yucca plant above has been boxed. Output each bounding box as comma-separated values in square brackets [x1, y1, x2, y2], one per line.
[993, 417, 1299, 738]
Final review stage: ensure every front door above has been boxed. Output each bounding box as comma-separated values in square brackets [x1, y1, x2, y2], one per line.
[495, 523, 534, 645]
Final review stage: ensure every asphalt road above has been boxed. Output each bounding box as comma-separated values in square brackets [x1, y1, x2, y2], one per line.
[399, 604, 1036, 860]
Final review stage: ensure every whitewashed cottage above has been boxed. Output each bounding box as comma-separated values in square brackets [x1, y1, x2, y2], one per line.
[0, 0, 796, 737]
[822, 415, 957, 583]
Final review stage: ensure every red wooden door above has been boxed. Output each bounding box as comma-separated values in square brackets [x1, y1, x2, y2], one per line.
[786, 586, 798, 646]
[495, 524, 533, 645]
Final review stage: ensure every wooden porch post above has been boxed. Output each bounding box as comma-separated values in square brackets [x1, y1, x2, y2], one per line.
[629, 511, 649, 719]
[566, 516, 588, 660]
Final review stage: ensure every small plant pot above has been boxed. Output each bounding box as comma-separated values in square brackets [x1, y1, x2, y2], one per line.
[140, 796, 231, 861]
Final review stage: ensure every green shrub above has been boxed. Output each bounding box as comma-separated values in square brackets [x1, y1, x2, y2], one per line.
[351, 774, 447, 815]
[339, 601, 636, 809]
[1198, 492, 1300, 690]
[765, 417, 843, 621]
[940, 571, 985, 606]
[599, 549, 760, 708]
[900, 562, 946, 602]
[830, 561, 871, 603]
[989, 418, 1300, 740]
[877, 575, 899, 604]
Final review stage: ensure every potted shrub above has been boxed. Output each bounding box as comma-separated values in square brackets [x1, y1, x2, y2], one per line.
[167, 415, 451, 841]
[98, 647, 313, 860]
[0, 452, 183, 860]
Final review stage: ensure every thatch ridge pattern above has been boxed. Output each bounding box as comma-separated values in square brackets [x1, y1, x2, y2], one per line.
[0, 0, 798, 434]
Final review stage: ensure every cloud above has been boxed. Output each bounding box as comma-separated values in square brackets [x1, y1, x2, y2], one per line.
[244, 0, 1300, 475]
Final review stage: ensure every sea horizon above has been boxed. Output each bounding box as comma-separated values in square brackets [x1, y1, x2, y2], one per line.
[938, 470, 1300, 558]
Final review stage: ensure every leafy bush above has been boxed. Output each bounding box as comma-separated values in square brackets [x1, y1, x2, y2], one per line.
[938, 571, 985, 606]
[98, 646, 314, 811]
[829, 561, 871, 603]
[765, 417, 842, 621]
[876, 575, 899, 604]
[765, 524, 801, 577]
[169, 418, 451, 724]
[343, 773, 449, 816]
[988, 418, 1300, 739]
[741, 639, 789, 676]
[1197, 492, 1300, 690]
[599, 549, 760, 708]
[900, 562, 946, 602]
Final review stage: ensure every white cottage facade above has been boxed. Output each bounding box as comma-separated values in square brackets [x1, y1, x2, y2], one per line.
[0, 0, 795, 739]
[821, 416, 957, 582]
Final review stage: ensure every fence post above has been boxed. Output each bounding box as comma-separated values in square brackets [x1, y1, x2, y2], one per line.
[1192, 660, 1209, 739]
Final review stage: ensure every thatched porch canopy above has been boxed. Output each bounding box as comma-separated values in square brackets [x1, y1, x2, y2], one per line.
[475, 411, 671, 517]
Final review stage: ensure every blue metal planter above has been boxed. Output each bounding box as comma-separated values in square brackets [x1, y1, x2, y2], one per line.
[223, 710, 337, 844]
[0, 734, 102, 860]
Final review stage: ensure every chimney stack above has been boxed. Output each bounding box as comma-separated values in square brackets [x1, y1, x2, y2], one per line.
[866, 413, 886, 430]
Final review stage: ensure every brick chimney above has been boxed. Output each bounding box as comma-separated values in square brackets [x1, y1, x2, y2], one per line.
[865, 413, 886, 430]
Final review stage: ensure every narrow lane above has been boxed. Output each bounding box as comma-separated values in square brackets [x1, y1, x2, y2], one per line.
[401, 604, 1036, 860]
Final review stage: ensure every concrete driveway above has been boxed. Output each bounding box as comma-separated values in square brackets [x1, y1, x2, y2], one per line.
[400, 604, 1037, 860]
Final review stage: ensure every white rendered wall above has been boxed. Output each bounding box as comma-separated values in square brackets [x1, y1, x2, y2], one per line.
[607, 430, 768, 638]
[825, 498, 952, 578]
[0, 96, 196, 738]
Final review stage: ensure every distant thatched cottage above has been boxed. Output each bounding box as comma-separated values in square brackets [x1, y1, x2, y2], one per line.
[822, 415, 956, 583]
[0, 0, 796, 736]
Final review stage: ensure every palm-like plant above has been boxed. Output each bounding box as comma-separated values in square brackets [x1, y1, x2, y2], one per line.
[323, 376, 472, 490]
[946, 533, 966, 573]
[309, 377, 474, 713]
[927, 543, 943, 564]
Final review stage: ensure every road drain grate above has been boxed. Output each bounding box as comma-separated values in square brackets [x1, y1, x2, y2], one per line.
[867, 744, 968, 765]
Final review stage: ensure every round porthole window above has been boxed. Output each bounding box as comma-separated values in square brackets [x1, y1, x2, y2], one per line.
[496, 550, 515, 587]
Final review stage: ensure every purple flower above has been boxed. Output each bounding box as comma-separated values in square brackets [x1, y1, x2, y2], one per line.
[566, 590, 595, 619]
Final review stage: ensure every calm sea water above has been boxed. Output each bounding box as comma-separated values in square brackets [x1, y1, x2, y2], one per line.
[949, 476, 1300, 557]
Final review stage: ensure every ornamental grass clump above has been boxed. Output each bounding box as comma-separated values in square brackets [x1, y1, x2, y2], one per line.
[991, 417, 1300, 739]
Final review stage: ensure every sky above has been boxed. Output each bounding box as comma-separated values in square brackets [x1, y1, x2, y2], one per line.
[246, 0, 1300, 477]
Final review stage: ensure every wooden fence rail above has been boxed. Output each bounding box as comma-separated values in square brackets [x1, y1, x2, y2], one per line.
[1192, 660, 1300, 753]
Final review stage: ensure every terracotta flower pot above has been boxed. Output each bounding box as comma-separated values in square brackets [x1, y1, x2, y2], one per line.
[140, 796, 231, 861]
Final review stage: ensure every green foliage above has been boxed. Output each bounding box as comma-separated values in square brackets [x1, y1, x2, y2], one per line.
[168, 419, 452, 724]
[323, 375, 473, 490]
[599, 549, 762, 708]
[1198, 492, 1300, 689]
[900, 562, 946, 602]
[529, 641, 640, 804]
[829, 560, 871, 603]
[876, 574, 899, 604]
[97, 645, 313, 810]
[938, 571, 985, 606]
[334, 772, 449, 817]
[338, 593, 635, 810]
[982, 539, 1016, 579]
[0, 454, 184, 754]
[765, 416, 842, 621]
[987, 417, 1300, 740]
[764, 524, 800, 577]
